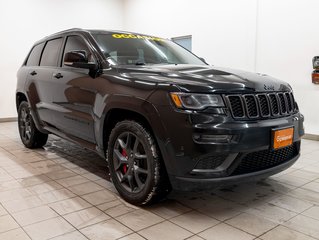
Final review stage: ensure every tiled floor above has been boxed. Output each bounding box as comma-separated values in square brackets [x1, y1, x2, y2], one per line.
[0, 121, 319, 240]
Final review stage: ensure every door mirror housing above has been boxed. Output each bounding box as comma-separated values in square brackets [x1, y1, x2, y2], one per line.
[64, 50, 97, 70]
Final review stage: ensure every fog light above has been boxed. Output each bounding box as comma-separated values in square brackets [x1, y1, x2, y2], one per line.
[193, 134, 233, 143]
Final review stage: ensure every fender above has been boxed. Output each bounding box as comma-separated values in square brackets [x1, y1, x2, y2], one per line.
[16, 90, 49, 135]
[95, 94, 168, 157]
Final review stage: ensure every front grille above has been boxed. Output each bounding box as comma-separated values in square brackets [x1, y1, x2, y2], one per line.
[194, 154, 227, 170]
[231, 142, 299, 176]
[225, 92, 297, 120]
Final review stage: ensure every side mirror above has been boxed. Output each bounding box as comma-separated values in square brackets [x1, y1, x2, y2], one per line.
[64, 50, 97, 70]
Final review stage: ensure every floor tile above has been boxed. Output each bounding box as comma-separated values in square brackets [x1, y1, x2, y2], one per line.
[12, 205, 58, 226]
[1, 195, 44, 213]
[170, 210, 219, 234]
[18, 175, 51, 187]
[199, 223, 255, 240]
[146, 200, 191, 219]
[116, 209, 164, 231]
[56, 175, 90, 188]
[68, 181, 103, 195]
[186, 236, 204, 240]
[244, 203, 297, 224]
[38, 188, 75, 204]
[119, 233, 146, 240]
[26, 181, 63, 195]
[268, 194, 313, 213]
[82, 190, 117, 205]
[226, 213, 277, 236]
[283, 215, 319, 239]
[104, 203, 136, 217]
[80, 219, 132, 240]
[0, 188, 33, 202]
[0, 203, 7, 216]
[49, 196, 91, 215]
[0, 228, 31, 240]
[0, 214, 20, 233]
[46, 169, 77, 180]
[23, 216, 75, 240]
[49, 231, 88, 240]
[287, 188, 319, 205]
[274, 174, 311, 187]
[302, 206, 319, 221]
[301, 181, 319, 193]
[64, 207, 110, 229]
[260, 225, 316, 240]
[138, 221, 193, 240]
[287, 169, 319, 181]
[197, 198, 243, 221]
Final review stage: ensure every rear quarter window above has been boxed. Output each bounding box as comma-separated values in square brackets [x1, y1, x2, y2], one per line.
[40, 38, 63, 67]
[26, 42, 45, 66]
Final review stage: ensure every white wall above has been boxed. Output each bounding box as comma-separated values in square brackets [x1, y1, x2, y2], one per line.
[123, 0, 319, 135]
[256, 0, 319, 135]
[0, 0, 124, 119]
[123, 0, 258, 71]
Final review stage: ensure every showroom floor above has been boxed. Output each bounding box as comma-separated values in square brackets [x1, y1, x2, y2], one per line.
[0, 122, 319, 240]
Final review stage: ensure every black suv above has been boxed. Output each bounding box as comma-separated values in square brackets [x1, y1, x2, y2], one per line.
[16, 29, 304, 205]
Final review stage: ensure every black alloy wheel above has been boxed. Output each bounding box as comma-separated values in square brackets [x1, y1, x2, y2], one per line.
[113, 131, 149, 193]
[108, 120, 171, 205]
[18, 101, 48, 148]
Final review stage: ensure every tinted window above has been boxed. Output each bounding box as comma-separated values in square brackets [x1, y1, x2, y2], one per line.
[63, 35, 93, 66]
[40, 38, 63, 67]
[26, 43, 45, 66]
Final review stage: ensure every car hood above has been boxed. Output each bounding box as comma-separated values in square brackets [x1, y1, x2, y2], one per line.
[113, 64, 291, 93]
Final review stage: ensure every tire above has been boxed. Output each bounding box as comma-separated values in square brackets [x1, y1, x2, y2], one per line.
[107, 120, 171, 205]
[18, 101, 48, 148]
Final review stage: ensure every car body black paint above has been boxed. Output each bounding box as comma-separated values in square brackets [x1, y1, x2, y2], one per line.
[16, 29, 304, 191]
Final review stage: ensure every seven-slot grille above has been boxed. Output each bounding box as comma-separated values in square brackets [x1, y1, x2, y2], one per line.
[225, 92, 297, 120]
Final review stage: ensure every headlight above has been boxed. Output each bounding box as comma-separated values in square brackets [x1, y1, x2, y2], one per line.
[170, 92, 224, 110]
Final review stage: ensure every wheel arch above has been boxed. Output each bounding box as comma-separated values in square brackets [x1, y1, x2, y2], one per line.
[16, 92, 28, 111]
[95, 97, 168, 159]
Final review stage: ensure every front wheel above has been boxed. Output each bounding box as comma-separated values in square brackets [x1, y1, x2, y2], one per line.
[107, 120, 171, 205]
[18, 101, 48, 148]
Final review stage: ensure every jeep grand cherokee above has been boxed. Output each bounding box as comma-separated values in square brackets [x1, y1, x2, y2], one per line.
[16, 29, 304, 205]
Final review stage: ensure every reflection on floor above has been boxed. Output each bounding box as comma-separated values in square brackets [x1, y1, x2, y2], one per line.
[0, 121, 319, 240]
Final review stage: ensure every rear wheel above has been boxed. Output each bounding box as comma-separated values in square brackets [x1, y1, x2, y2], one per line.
[18, 101, 48, 148]
[107, 120, 171, 205]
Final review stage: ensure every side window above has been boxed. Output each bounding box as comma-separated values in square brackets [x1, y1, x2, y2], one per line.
[26, 42, 45, 66]
[63, 35, 94, 66]
[40, 38, 63, 67]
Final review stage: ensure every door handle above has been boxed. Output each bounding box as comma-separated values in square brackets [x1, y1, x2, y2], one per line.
[30, 71, 37, 76]
[53, 73, 63, 79]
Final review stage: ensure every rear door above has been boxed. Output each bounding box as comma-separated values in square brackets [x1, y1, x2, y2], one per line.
[26, 38, 63, 126]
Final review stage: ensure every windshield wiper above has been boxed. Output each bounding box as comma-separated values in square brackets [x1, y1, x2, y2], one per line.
[135, 61, 146, 65]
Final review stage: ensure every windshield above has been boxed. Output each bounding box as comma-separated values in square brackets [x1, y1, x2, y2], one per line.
[92, 33, 205, 66]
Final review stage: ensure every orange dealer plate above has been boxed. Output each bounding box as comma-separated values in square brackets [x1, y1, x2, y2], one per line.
[272, 127, 294, 150]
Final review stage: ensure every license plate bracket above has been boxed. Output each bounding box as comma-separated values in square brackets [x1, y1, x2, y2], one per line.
[272, 127, 294, 150]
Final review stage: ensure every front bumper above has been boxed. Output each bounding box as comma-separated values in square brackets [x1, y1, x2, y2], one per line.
[156, 107, 304, 191]
[170, 153, 299, 191]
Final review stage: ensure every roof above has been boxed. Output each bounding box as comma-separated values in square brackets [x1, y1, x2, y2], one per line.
[33, 28, 166, 46]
